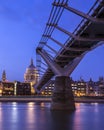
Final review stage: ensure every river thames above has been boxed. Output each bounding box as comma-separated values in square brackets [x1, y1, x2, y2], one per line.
[0, 102, 104, 130]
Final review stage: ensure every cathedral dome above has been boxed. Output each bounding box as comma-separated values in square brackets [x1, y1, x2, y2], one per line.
[24, 59, 39, 84]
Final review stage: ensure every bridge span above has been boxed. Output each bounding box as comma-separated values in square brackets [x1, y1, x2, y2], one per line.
[35, 0, 104, 110]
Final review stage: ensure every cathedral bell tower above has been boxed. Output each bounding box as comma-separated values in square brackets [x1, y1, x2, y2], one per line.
[2, 70, 6, 82]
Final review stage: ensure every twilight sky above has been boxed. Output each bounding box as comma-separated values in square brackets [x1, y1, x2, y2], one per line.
[0, 0, 104, 82]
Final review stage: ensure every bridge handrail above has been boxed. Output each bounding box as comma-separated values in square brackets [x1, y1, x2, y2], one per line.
[55, 0, 103, 59]
[73, 0, 102, 36]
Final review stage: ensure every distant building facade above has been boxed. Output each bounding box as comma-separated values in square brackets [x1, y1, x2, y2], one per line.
[2, 82, 14, 95]
[1, 81, 31, 96]
[0, 67, 104, 97]
[24, 59, 39, 94]
[24, 59, 39, 84]
[0, 81, 3, 96]
[16, 82, 31, 95]
[40, 78, 87, 96]
[87, 77, 104, 96]
[40, 77, 104, 97]
[71, 78, 86, 97]
[0, 59, 39, 96]
[0, 69, 32, 96]
[41, 80, 54, 96]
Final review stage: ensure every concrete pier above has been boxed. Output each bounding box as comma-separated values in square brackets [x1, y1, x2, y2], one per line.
[50, 76, 75, 110]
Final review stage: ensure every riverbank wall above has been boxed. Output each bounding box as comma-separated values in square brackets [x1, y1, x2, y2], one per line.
[0, 96, 104, 103]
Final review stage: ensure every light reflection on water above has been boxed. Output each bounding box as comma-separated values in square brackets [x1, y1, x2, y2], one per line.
[27, 102, 36, 124]
[0, 102, 104, 130]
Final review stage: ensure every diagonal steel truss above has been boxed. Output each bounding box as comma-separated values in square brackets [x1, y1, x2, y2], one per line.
[35, 0, 104, 92]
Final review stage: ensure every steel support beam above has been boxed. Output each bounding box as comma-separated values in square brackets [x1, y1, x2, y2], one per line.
[50, 37, 65, 47]
[41, 61, 47, 67]
[37, 66, 46, 71]
[38, 69, 45, 73]
[63, 41, 104, 76]
[40, 42, 57, 54]
[37, 47, 86, 76]
[66, 47, 90, 51]
[37, 48, 64, 76]
[90, 41, 104, 50]
[50, 37, 90, 51]
[59, 54, 79, 58]
[53, 2, 104, 24]
[55, 59, 71, 62]
[55, 25, 104, 41]
[64, 54, 84, 76]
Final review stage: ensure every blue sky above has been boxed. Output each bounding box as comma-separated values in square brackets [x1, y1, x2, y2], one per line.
[0, 0, 104, 82]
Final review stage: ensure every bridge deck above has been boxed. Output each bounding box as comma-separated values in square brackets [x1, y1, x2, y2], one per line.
[36, 0, 104, 91]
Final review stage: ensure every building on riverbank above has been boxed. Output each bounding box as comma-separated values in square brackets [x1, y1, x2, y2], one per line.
[2, 82, 14, 95]
[0, 81, 3, 96]
[0, 81, 31, 96]
[40, 77, 104, 97]
[87, 77, 104, 96]
[0, 65, 104, 97]
[0, 59, 39, 96]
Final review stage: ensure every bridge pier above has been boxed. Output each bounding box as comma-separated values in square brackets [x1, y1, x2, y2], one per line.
[51, 76, 75, 110]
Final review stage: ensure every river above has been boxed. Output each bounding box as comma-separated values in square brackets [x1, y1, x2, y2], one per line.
[0, 102, 104, 130]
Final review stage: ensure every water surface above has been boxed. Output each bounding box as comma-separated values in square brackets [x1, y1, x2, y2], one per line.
[0, 102, 104, 130]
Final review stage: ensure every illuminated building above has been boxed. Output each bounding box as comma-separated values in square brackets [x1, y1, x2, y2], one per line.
[0, 82, 3, 96]
[41, 78, 87, 97]
[71, 78, 87, 97]
[2, 82, 14, 95]
[1, 81, 31, 96]
[41, 80, 54, 96]
[24, 59, 39, 94]
[0, 66, 104, 97]
[1, 71, 15, 95]
[97, 77, 104, 96]
[87, 78, 96, 96]
[16, 82, 31, 95]
[1, 70, 15, 96]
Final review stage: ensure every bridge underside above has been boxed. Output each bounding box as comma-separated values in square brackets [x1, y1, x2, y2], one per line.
[35, 0, 104, 110]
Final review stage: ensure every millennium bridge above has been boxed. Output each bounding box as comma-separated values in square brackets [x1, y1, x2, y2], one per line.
[35, 0, 104, 110]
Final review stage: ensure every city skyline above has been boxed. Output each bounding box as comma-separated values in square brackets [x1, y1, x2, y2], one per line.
[0, 0, 104, 82]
